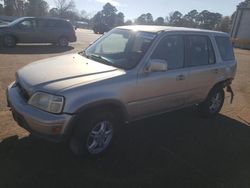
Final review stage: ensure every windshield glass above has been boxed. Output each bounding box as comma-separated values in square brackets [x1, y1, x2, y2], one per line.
[84, 28, 157, 70]
[8, 18, 26, 26]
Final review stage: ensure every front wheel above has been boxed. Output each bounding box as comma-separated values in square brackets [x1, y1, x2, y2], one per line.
[69, 110, 117, 157]
[3, 35, 16, 47]
[198, 88, 225, 117]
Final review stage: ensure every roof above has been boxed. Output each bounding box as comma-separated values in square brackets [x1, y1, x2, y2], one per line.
[0, 16, 18, 22]
[117, 25, 226, 35]
[36, 17, 69, 21]
[33, 17, 69, 21]
[9, 16, 69, 21]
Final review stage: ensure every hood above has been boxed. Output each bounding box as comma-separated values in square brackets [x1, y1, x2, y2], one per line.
[17, 53, 124, 94]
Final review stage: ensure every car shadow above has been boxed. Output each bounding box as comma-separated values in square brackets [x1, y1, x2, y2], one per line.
[0, 44, 74, 54]
[0, 108, 250, 188]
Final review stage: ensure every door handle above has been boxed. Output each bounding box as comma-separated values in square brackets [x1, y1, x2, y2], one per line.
[176, 74, 185, 81]
[212, 69, 219, 74]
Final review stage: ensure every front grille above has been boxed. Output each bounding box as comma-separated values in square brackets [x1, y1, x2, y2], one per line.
[16, 82, 30, 101]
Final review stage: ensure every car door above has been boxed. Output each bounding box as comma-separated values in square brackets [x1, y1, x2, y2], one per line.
[135, 35, 189, 118]
[14, 18, 39, 43]
[185, 35, 222, 105]
[43, 20, 60, 43]
[33, 18, 47, 43]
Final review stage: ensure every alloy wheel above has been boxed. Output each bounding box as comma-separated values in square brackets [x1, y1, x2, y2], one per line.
[86, 120, 113, 154]
[209, 92, 223, 113]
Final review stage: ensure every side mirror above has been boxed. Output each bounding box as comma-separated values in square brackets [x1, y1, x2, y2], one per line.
[146, 59, 168, 72]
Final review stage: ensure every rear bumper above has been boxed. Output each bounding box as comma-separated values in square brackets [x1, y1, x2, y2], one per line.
[7, 82, 74, 142]
[69, 35, 77, 42]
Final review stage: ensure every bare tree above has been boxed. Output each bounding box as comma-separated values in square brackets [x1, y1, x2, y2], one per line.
[54, 0, 75, 17]
[3, 0, 25, 16]
[26, 0, 49, 17]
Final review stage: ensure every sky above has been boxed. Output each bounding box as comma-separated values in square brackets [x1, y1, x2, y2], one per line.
[47, 0, 243, 20]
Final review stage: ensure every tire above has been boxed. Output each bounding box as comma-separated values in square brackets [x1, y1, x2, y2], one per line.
[3, 35, 16, 47]
[198, 87, 225, 117]
[69, 110, 118, 157]
[57, 37, 69, 47]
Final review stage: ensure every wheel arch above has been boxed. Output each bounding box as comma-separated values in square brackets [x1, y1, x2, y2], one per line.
[3, 34, 18, 43]
[206, 78, 233, 99]
[212, 78, 233, 90]
[65, 99, 129, 140]
[57, 35, 69, 41]
[75, 99, 129, 123]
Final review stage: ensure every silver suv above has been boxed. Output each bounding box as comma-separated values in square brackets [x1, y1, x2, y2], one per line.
[7, 26, 237, 156]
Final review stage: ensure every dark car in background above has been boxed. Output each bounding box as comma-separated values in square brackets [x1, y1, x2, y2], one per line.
[0, 17, 77, 47]
[93, 23, 110, 34]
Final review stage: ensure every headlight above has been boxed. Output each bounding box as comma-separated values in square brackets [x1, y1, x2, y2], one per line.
[28, 92, 64, 114]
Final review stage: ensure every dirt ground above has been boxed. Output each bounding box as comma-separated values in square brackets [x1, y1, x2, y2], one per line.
[0, 29, 250, 188]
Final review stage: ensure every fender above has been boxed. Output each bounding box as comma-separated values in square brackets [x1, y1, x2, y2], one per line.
[74, 99, 129, 122]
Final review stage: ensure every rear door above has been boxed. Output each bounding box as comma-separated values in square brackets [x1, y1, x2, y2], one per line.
[43, 20, 59, 43]
[32, 18, 47, 43]
[42, 20, 72, 43]
[135, 35, 189, 118]
[185, 35, 222, 105]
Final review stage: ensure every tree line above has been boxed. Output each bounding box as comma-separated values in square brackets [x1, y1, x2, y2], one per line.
[0, 0, 84, 21]
[0, 0, 249, 33]
[135, 11, 231, 33]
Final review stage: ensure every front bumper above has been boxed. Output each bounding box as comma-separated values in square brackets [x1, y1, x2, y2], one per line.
[7, 83, 74, 142]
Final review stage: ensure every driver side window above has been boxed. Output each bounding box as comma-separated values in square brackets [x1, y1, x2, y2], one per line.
[19, 20, 35, 29]
[151, 35, 184, 70]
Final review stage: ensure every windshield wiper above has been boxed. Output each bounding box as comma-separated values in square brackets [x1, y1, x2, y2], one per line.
[78, 50, 86, 56]
[89, 54, 113, 66]
[82, 53, 125, 69]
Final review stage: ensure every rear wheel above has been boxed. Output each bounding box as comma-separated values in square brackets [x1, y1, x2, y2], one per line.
[57, 37, 69, 47]
[3, 35, 16, 47]
[69, 110, 117, 157]
[198, 87, 225, 117]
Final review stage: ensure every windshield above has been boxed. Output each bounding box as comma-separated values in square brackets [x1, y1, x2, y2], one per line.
[8, 17, 26, 26]
[83, 28, 157, 70]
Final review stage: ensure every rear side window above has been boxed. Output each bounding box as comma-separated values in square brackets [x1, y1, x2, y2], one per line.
[46, 20, 70, 28]
[187, 35, 215, 67]
[151, 35, 184, 70]
[215, 36, 235, 61]
[55, 21, 70, 28]
[46, 20, 57, 28]
[35, 19, 46, 28]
